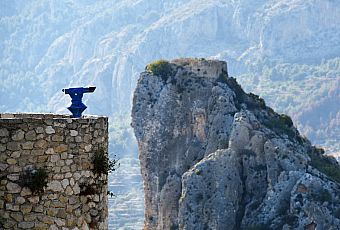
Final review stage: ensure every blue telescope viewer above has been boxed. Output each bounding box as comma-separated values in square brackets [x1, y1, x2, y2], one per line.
[62, 87, 96, 118]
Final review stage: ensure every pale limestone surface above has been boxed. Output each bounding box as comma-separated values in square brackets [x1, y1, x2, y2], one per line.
[132, 59, 340, 230]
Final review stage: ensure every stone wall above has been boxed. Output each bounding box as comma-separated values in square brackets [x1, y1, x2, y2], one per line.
[171, 58, 228, 79]
[0, 113, 108, 230]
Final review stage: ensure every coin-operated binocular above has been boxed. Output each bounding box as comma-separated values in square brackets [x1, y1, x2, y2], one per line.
[62, 87, 96, 118]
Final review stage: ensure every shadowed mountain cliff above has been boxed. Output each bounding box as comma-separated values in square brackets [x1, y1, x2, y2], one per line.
[132, 59, 340, 230]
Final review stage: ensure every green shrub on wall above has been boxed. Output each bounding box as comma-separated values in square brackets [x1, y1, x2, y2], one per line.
[92, 148, 119, 176]
[77, 149, 119, 196]
[18, 167, 48, 194]
[79, 181, 97, 195]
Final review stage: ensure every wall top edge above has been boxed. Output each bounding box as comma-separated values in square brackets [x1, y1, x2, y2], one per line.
[0, 113, 107, 120]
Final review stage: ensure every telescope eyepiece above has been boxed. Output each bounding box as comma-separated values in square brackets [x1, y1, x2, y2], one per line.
[88, 87, 96, 93]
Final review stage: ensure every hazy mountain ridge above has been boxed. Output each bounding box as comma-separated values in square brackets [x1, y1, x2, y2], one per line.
[237, 58, 340, 152]
[1, 0, 339, 152]
[1, 0, 340, 228]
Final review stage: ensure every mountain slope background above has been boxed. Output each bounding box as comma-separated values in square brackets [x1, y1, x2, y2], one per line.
[1, 0, 340, 228]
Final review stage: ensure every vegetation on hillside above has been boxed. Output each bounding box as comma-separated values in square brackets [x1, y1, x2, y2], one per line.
[146, 60, 173, 81]
[237, 57, 340, 152]
[263, 114, 296, 140]
[308, 146, 340, 183]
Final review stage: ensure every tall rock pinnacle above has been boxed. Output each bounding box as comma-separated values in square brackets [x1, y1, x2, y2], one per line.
[132, 58, 340, 230]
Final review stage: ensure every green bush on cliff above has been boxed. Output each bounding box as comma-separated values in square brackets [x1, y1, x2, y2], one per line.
[263, 114, 295, 139]
[221, 76, 267, 110]
[279, 114, 293, 127]
[308, 146, 340, 183]
[244, 93, 266, 110]
[146, 60, 173, 81]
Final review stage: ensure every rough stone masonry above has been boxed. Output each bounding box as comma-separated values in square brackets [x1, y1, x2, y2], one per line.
[0, 113, 108, 229]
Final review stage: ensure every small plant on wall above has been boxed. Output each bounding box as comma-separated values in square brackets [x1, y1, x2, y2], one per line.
[78, 149, 119, 196]
[91, 148, 119, 176]
[79, 181, 97, 195]
[18, 167, 48, 194]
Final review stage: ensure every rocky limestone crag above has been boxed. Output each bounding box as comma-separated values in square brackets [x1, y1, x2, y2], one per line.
[0, 113, 108, 230]
[132, 59, 340, 230]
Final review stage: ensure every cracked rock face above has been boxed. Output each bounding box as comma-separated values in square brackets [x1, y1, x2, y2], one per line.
[131, 59, 340, 230]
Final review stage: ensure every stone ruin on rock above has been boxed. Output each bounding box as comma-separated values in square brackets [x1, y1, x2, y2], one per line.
[132, 58, 340, 230]
[0, 113, 108, 230]
[171, 58, 228, 79]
